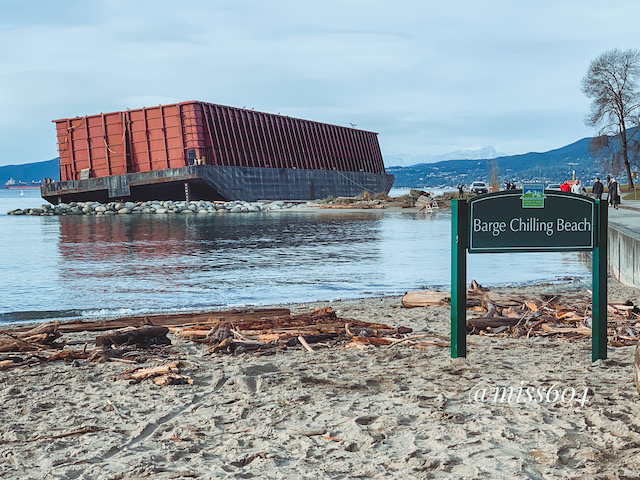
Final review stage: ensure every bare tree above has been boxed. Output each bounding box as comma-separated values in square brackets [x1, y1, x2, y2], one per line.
[581, 48, 640, 187]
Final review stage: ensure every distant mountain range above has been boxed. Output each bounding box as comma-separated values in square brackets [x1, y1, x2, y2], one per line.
[386, 136, 607, 188]
[385, 146, 507, 167]
[0, 159, 59, 187]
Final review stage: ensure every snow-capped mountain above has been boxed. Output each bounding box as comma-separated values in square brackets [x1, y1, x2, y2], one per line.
[384, 146, 507, 167]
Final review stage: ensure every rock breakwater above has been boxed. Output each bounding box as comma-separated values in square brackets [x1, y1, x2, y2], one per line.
[7, 200, 312, 216]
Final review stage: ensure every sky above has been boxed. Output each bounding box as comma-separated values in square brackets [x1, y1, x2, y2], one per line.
[1, 0, 639, 167]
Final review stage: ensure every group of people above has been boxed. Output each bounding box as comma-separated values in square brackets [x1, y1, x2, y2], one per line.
[560, 177, 621, 209]
[600, 175, 622, 209]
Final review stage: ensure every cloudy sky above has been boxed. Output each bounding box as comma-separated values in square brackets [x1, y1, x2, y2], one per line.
[1, 0, 639, 167]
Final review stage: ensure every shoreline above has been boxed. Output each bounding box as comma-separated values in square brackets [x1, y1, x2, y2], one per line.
[1, 279, 639, 479]
[0, 276, 594, 328]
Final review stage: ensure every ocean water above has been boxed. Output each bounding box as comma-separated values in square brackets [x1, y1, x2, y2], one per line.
[0, 189, 591, 323]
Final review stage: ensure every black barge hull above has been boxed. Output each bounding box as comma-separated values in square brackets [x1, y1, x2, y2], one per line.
[41, 165, 394, 204]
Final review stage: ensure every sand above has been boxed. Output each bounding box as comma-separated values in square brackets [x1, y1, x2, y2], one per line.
[1, 279, 639, 480]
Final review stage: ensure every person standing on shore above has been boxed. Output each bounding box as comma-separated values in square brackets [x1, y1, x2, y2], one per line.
[571, 180, 586, 195]
[609, 177, 621, 209]
[592, 177, 604, 200]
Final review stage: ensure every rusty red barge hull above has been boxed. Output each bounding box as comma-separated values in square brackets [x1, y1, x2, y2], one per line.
[42, 101, 393, 203]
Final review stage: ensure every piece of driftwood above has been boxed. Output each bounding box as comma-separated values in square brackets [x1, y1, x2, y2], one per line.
[469, 279, 489, 292]
[46, 350, 91, 362]
[298, 336, 315, 352]
[4, 308, 291, 335]
[540, 324, 592, 336]
[481, 294, 526, 308]
[467, 317, 523, 331]
[401, 291, 483, 308]
[0, 322, 62, 353]
[284, 334, 341, 347]
[96, 326, 171, 349]
[209, 338, 270, 354]
[401, 291, 450, 307]
[351, 336, 393, 346]
[118, 361, 183, 382]
[483, 297, 497, 318]
[0, 359, 22, 370]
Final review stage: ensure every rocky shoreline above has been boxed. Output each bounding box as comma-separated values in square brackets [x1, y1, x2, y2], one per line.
[6, 199, 314, 216]
[5, 194, 426, 216]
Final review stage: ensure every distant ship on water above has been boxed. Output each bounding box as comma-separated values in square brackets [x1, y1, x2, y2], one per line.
[4, 178, 43, 190]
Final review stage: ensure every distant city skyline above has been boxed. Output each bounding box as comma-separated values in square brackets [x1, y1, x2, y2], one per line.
[1, 0, 639, 167]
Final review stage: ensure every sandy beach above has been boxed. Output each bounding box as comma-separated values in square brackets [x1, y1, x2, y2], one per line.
[1, 279, 639, 480]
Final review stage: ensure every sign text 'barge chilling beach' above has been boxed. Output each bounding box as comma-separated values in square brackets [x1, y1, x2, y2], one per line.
[451, 185, 608, 362]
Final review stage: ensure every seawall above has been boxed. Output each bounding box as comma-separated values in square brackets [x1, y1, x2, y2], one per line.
[609, 223, 640, 289]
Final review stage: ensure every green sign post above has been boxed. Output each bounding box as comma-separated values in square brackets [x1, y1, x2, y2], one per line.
[451, 187, 608, 362]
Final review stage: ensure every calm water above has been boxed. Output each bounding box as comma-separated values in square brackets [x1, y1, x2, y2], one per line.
[0, 189, 591, 323]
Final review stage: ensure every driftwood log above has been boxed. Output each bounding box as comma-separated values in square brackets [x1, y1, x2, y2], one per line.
[96, 326, 171, 349]
[467, 318, 523, 331]
[118, 361, 192, 385]
[4, 308, 291, 335]
[0, 322, 62, 353]
[401, 291, 484, 308]
[402, 291, 450, 307]
[401, 281, 531, 309]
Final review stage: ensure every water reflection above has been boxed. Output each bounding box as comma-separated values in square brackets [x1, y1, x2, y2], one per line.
[54, 212, 393, 316]
[0, 205, 593, 322]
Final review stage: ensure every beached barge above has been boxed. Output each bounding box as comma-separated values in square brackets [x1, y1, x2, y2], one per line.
[42, 101, 393, 204]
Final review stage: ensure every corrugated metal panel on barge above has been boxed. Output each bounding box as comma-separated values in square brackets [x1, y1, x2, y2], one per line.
[55, 104, 194, 182]
[53, 101, 387, 182]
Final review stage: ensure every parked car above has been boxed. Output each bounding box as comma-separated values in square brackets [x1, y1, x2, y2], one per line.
[546, 183, 562, 191]
[469, 181, 489, 194]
